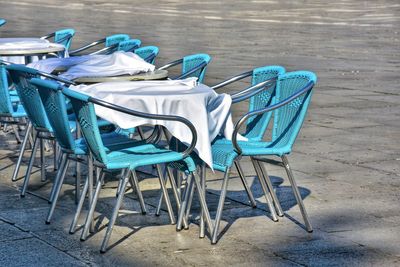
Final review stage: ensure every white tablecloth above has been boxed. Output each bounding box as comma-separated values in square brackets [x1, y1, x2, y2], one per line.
[69, 79, 245, 168]
[28, 51, 155, 80]
[0, 38, 66, 64]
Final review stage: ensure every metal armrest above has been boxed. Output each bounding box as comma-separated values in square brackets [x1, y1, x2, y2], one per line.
[232, 81, 315, 154]
[37, 70, 76, 86]
[158, 58, 183, 70]
[231, 77, 277, 103]
[174, 61, 207, 80]
[55, 34, 72, 45]
[143, 53, 156, 63]
[88, 96, 197, 158]
[69, 38, 106, 55]
[211, 70, 253, 90]
[40, 32, 55, 40]
[89, 44, 118, 55]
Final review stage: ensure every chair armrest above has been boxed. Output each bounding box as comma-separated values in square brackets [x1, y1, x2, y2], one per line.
[69, 38, 106, 55]
[158, 58, 183, 70]
[88, 96, 198, 158]
[143, 53, 156, 63]
[211, 71, 253, 90]
[231, 77, 277, 103]
[89, 43, 118, 55]
[232, 81, 315, 154]
[40, 32, 55, 40]
[54, 34, 72, 45]
[37, 70, 76, 86]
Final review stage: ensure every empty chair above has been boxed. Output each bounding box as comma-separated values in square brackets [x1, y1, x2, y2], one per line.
[180, 71, 317, 244]
[30, 78, 145, 227]
[62, 86, 213, 253]
[159, 53, 211, 83]
[134, 46, 159, 64]
[41, 28, 76, 50]
[69, 34, 130, 56]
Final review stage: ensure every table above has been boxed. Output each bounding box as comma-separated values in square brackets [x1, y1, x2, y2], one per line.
[73, 69, 168, 84]
[0, 38, 66, 64]
[69, 79, 241, 168]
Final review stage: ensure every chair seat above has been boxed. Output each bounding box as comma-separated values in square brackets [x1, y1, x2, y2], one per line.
[7, 103, 27, 118]
[105, 144, 192, 170]
[211, 138, 291, 172]
[72, 131, 145, 155]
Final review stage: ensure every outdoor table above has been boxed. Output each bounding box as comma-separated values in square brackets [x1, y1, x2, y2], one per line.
[69, 79, 243, 168]
[0, 38, 66, 64]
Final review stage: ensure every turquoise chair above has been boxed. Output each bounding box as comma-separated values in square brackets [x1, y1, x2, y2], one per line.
[69, 34, 130, 56]
[30, 78, 147, 227]
[62, 87, 213, 253]
[41, 28, 76, 50]
[6, 64, 78, 196]
[184, 71, 317, 244]
[0, 65, 27, 144]
[159, 53, 211, 83]
[134, 46, 159, 64]
[117, 39, 141, 53]
[0, 19, 6, 27]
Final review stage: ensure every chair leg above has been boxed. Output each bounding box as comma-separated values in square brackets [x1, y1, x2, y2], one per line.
[251, 158, 278, 222]
[166, 167, 189, 229]
[20, 134, 39, 197]
[53, 141, 58, 171]
[75, 157, 81, 204]
[40, 138, 46, 182]
[234, 161, 257, 208]
[176, 173, 193, 231]
[211, 168, 231, 244]
[193, 171, 213, 236]
[80, 169, 105, 241]
[256, 159, 284, 217]
[116, 169, 126, 197]
[155, 165, 165, 217]
[12, 122, 32, 182]
[184, 179, 195, 224]
[11, 124, 22, 143]
[199, 164, 206, 238]
[130, 170, 147, 215]
[69, 170, 90, 234]
[45, 155, 69, 224]
[281, 155, 313, 232]
[156, 164, 175, 224]
[100, 171, 130, 253]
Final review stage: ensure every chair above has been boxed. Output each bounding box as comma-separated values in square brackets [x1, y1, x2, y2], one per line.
[117, 39, 141, 53]
[0, 19, 6, 27]
[6, 64, 78, 196]
[62, 86, 213, 253]
[41, 28, 76, 50]
[182, 71, 317, 244]
[69, 34, 130, 56]
[0, 65, 28, 144]
[159, 53, 211, 83]
[134, 46, 159, 64]
[30, 78, 145, 227]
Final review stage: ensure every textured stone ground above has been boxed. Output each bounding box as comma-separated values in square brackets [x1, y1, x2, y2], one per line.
[0, 0, 399, 266]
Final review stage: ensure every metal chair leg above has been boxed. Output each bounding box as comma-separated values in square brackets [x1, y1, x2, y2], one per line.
[251, 158, 278, 221]
[75, 157, 81, 204]
[234, 161, 257, 208]
[53, 141, 58, 171]
[256, 159, 284, 217]
[40, 138, 46, 182]
[211, 168, 231, 244]
[100, 171, 130, 253]
[80, 169, 106, 241]
[45, 155, 69, 224]
[193, 171, 213, 236]
[11, 124, 22, 143]
[156, 164, 175, 224]
[69, 171, 90, 234]
[166, 167, 189, 229]
[12, 122, 32, 182]
[281, 155, 313, 232]
[130, 170, 147, 215]
[184, 179, 195, 225]
[20, 135, 39, 197]
[176, 173, 193, 231]
[199, 164, 206, 238]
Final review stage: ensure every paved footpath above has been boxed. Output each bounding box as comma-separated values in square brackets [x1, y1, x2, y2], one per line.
[0, 0, 399, 266]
